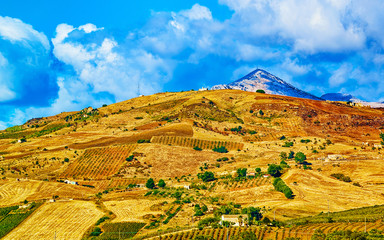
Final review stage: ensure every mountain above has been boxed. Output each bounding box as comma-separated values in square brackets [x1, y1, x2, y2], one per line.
[321, 93, 357, 102]
[321, 93, 384, 108]
[211, 69, 322, 100]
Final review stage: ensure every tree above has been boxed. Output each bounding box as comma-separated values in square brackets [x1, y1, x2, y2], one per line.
[259, 110, 264, 116]
[255, 168, 261, 174]
[237, 168, 247, 178]
[146, 178, 155, 189]
[268, 164, 282, 177]
[256, 89, 265, 94]
[198, 171, 215, 182]
[280, 152, 287, 160]
[158, 179, 166, 188]
[288, 151, 295, 159]
[295, 152, 307, 164]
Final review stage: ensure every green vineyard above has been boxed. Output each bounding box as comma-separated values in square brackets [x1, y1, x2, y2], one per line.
[61, 144, 137, 180]
[151, 136, 244, 151]
[143, 220, 384, 240]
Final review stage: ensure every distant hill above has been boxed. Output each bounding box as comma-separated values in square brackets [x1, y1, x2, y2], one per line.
[322, 93, 384, 108]
[211, 69, 323, 100]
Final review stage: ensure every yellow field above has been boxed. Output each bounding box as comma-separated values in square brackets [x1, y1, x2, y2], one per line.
[104, 199, 170, 222]
[0, 179, 96, 206]
[3, 201, 104, 240]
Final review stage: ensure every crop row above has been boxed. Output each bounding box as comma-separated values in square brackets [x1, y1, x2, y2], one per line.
[107, 178, 146, 189]
[150, 220, 384, 240]
[151, 136, 244, 150]
[61, 144, 137, 180]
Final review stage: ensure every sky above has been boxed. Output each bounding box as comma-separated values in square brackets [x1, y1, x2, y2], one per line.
[1, 0, 384, 129]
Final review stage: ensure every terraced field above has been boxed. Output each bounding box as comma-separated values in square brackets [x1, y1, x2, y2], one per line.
[62, 144, 137, 180]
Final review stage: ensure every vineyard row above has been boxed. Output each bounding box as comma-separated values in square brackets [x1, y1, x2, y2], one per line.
[151, 136, 243, 150]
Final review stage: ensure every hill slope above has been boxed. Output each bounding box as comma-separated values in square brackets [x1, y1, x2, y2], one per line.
[1, 89, 384, 238]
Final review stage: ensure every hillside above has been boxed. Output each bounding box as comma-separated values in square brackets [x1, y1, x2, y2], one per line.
[1, 89, 384, 239]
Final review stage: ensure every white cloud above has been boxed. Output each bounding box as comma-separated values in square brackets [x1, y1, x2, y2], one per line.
[0, 16, 49, 50]
[220, 0, 366, 53]
[281, 58, 311, 75]
[329, 63, 353, 87]
[78, 23, 104, 33]
[52, 23, 174, 103]
[180, 4, 213, 20]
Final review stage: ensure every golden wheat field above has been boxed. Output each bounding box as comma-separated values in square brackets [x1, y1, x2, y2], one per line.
[3, 201, 104, 240]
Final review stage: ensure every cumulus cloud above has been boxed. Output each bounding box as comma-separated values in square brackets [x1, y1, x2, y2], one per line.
[0, 16, 56, 105]
[4, 1, 384, 128]
[52, 23, 174, 103]
[0, 16, 49, 50]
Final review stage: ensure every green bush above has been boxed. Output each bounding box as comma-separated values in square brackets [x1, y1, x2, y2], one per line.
[198, 171, 215, 182]
[194, 146, 202, 151]
[273, 178, 293, 199]
[331, 173, 352, 182]
[282, 141, 294, 147]
[212, 146, 228, 153]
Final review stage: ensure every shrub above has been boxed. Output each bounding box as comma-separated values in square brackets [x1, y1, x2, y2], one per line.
[331, 173, 352, 182]
[198, 171, 215, 182]
[90, 227, 102, 236]
[273, 178, 293, 199]
[256, 89, 265, 94]
[212, 146, 228, 153]
[194, 146, 202, 151]
[146, 178, 155, 189]
[96, 216, 110, 225]
[137, 139, 150, 143]
[158, 179, 166, 188]
[216, 157, 229, 162]
[282, 141, 294, 147]
[268, 164, 282, 177]
[126, 155, 135, 161]
[295, 152, 307, 164]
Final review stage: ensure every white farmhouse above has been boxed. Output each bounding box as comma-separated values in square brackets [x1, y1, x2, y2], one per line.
[221, 214, 248, 227]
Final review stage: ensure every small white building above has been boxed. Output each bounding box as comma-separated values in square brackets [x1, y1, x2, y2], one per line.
[137, 183, 145, 188]
[64, 180, 78, 185]
[221, 214, 248, 226]
[247, 172, 256, 177]
[326, 154, 344, 161]
[199, 87, 209, 91]
[184, 185, 191, 190]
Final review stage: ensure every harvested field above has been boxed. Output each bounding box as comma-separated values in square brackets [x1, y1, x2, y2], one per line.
[136, 144, 233, 178]
[104, 199, 170, 223]
[69, 123, 193, 149]
[3, 201, 104, 240]
[0, 180, 96, 206]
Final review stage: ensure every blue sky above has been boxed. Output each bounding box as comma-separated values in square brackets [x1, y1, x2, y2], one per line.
[1, 0, 384, 129]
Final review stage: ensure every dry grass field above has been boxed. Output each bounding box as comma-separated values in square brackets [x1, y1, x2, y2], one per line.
[3, 201, 104, 240]
[104, 199, 171, 222]
[0, 179, 96, 206]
